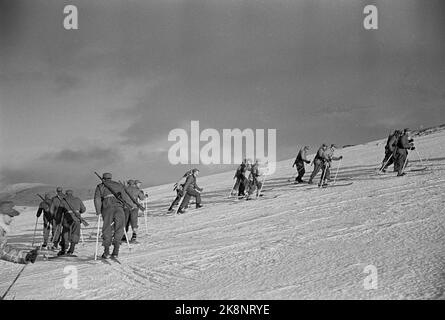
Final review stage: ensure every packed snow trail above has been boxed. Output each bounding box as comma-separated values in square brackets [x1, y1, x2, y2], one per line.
[1, 130, 444, 299]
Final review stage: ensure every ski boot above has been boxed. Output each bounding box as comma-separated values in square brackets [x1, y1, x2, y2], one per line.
[130, 233, 137, 244]
[102, 247, 111, 259]
[111, 245, 120, 259]
[67, 243, 76, 256]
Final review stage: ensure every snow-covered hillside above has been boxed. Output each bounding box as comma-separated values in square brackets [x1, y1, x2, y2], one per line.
[1, 130, 444, 300]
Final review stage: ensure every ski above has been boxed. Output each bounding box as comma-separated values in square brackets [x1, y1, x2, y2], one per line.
[110, 256, 122, 264]
[47, 254, 78, 260]
[305, 182, 354, 190]
[409, 167, 427, 172]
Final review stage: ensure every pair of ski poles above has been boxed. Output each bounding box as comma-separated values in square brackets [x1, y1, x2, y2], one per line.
[381, 148, 426, 174]
[319, 159, 342, 187]
[93, 215, 134, 260]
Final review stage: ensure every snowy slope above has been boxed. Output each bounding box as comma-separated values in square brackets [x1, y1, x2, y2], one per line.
[1, 130, 444, 300]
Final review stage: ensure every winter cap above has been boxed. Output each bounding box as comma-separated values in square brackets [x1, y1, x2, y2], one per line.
[56, 187, 63, 192]
[135, 180, 141, 184]
[127, 179, 135, 185]
[102, 172, 112, 179]
[65, 190, 73, 195]
[44, 193, 51, 199]
[0, 201, 20, 217]
[192, 168, 199, 173]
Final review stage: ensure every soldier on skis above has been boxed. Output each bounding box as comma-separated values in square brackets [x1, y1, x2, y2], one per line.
[380, 130, 401, 172]
[394, 128, 415, 176]
[168, 170, 193, 212]
[245, 160, 263, 199]
[123, 179, 146, 243]
[56, 190, 86, 256]
[292, 146, 311, 183]
[318, 144, 343, 187]
[94, 172, 133, 259]
[0, 201, 38, 264]
[177, 168, 203, 214]
[308, 144, 328, 184]
[49, 187, 66, 249]
[36, 193, 55, 249]
[231, 159, 248, 197]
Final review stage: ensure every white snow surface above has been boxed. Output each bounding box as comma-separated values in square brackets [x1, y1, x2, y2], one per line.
[1, 131, 444, 300]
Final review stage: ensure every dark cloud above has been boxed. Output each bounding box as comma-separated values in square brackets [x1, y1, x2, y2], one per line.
[40, 146, 122, 163]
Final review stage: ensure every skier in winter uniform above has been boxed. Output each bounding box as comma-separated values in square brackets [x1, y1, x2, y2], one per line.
[380, 130, 401, 172]
[319, 144, 343, 187]
[57, 190, 86, 256]
[123, 180, 146, 243]
[292, 146, 311, 183]
[168, 170, 193, 212]
[308, 144, 328, 184]
[246, 160, 263, 199]
[177, 169, 203, 214]
[0, 201, 38, 264]
[134, 180, 146, 211]
[50, 187, 66, 249]
[36, 193, 55, 248]
[94, 172, 133, 259]
[394, 129, 415, 176]
[231, 159, 248, 196]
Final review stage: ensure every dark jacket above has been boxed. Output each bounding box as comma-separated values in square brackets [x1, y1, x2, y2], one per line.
[397, 134, 412, 150]
[125, 185, 146, 206]
[94, 180, 133, 213]
[294, 148, 310, 166]
[183, 174, 202, 193]
[313, 147, 325, 164]
[36, 200, 52, 219]
[386, 134, 399, 152]
[49, 193, 65, 216]
[61, 195, 86, 223]
[235, 163, 247, 179]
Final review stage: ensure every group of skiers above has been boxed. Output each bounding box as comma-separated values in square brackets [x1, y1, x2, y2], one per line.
[379, 128, 416, 176]
[36, 187, 87, 256]
[93, 175, 146, 259]
[230, 159, 265, 199]
[0, 176, 147, 264]
[290, 144, 343, 187]
[167, 168, 203, 214]
[0, 129, 419, 265]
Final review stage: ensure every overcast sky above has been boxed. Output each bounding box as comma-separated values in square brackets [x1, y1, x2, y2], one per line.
[1, 0, 444, 189]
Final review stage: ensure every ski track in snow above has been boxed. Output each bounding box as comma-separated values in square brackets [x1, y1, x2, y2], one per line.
[1, 131, 445, 299]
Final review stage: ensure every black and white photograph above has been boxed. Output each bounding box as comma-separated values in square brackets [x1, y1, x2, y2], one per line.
[1, 0, 444, 305]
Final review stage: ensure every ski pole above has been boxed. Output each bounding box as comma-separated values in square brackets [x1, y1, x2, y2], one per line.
[31, 217, 39, 247]
[256, 175, 267, 198]
[379, 154, 393, 173]
[333, 159, 342, 185]
[414, 148, 425, 168]
[175, 193, 187, 216]
[401, 153, 409, 174]
[144, 210, 148, 235]
[319, 164, 327, 187]
[1, 264, 27, 300]
[94, 215, 101, 261]
[80, 228, 84, 245]
[123, 227, 132, 251]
